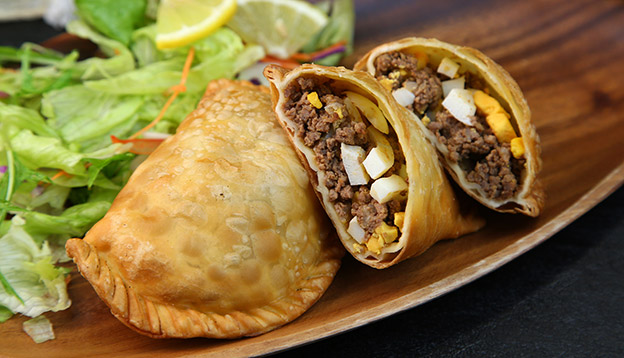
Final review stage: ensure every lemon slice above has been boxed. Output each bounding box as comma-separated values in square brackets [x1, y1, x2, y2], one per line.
[227, 0, 329, 59]
[156, 0, 238, 49]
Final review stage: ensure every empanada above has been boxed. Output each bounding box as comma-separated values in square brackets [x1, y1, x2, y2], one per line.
[65, 80, 343, 339]
[354, 37, 544, 216]
[264, 64, 484, 269]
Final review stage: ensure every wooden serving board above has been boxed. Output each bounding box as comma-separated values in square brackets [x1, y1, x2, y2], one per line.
[1, 0, 623, 356]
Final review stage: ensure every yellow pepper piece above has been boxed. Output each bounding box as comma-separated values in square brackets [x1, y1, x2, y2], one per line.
[393, 212, 405, 230]
[307, 92, 323, 109]
[486, 112, 517, 143]
[510, 137, 525, 159]
[375, 222, 399, 244]
[352, 243, 364, 253]
[474, 90, 506, 116]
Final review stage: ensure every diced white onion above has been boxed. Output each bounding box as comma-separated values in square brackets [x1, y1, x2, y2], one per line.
[437, 57, 460, 78]
[392, 87, 416, 107]
[442, 76, 465, 98]
[442, 88, 476, 126]
[340, 143, 369, 185]
[347, 216, 367, 243]
[363, 147, 393, 179]
[370, 175, 408, 204]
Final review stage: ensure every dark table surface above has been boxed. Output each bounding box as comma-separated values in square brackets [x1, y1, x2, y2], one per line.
[1, 11, 623, 358]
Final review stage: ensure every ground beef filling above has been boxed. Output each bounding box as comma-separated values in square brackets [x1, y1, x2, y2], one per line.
[374, 51, 524, 201]
[283, 76, 406, 239]
[374, 51, 443, 114]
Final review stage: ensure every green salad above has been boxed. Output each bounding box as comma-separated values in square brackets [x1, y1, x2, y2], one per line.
[0, 0, 354, 343]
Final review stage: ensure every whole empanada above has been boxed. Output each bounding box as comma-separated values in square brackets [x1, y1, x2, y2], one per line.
[65, 80, 343, 339]
[264, 64, 484, 269]
[354, 37, 544, 216]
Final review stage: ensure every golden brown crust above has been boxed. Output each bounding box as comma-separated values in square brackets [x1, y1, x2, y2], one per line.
[66, 79, 343, 338]
[354, 37, 545, 216]
[264, 64, 484, 268]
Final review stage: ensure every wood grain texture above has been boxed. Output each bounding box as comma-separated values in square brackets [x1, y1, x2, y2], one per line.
[1, 0, 623, 357]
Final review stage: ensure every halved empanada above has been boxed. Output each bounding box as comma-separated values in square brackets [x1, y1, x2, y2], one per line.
[65, 80, 343, 339]
[264, 64, 484, 268]
[355, 37, 544, 216]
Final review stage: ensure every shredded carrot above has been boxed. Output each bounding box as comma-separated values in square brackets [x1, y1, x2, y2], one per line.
[129, 46, 196, 140]
[290, 41, 347, 62]
[260, 55, 300, 69]
[110, 135, 165, 155]
[50, 170, 70, 181]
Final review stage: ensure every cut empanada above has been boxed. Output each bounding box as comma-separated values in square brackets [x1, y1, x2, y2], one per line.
[65, 80, 343, 339]
[354, 37, 544, 216]
[264, 64, 484, 268]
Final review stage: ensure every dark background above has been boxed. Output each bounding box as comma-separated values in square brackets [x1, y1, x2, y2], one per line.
[1, 15, 623, 358]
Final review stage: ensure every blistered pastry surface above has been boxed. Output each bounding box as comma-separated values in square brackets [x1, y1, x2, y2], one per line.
[66, 80, 343, 338]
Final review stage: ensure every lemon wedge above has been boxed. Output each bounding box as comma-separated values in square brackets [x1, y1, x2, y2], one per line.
[226, 0, 328, 59]
[156, 0, 237, 49]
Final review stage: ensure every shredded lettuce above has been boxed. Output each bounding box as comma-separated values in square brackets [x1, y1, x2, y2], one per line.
[23, 315, 56, 343]
[0, 216, 70, 319]
[0, 305, 12, 323]
[63, 20, 135, 80]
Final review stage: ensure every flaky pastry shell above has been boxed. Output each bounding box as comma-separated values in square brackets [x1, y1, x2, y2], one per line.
[66, 80, 343, 339]
[354, 37, 545, 216]
[264, 64, 484, 269]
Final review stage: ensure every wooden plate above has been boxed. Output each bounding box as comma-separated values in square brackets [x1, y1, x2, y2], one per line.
[1, 0, 623, 356]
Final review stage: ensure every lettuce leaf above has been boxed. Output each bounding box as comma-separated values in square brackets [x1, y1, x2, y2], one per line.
[64, 20, 135, 80]
[1, 201, 111, 237]
[0, 216, 70, 319]
[85, 28, 263, 95]
[0, 102, 60, 139]
[302, 0, 355, 66]
[42, 85, 144, 150]
[75, 0, 147, 46]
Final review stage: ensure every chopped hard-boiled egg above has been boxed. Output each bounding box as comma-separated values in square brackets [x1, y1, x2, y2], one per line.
[347, 216, 367, 243]
[340, 143, 369, 185]
[442, 88, 476, 126]
[374, 222, 398, 244]
[307, 92, 323, 109]
[379, 78, 394, 91]
[442, 76, 465, 97]
[510, 137, 525, 158]
[421, 114, 431, 126]
[486, 112, 517, 143]
[393, 212, 405, 229]
[392, 87, 416, 107]
[366, 235, 384, 254]
[370, 174, 408, 203]
[344, 91, 389, 134]
[473, 90, 504, 115]
[473, 90, 518, 143]
[437, 57, 460, 78]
